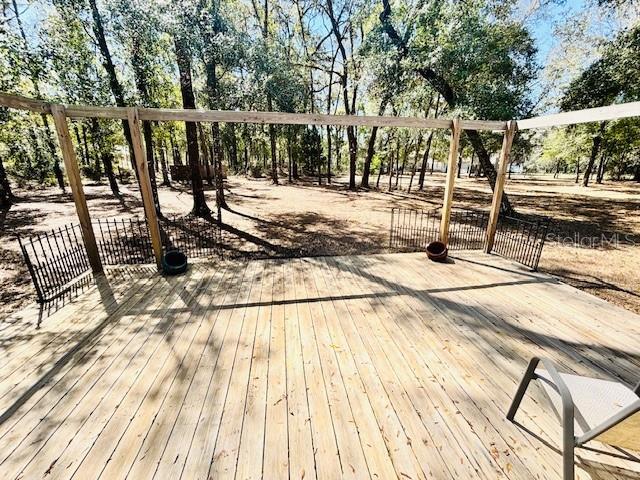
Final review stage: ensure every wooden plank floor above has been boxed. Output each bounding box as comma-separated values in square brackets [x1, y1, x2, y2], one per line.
[1, 252, 640, 479]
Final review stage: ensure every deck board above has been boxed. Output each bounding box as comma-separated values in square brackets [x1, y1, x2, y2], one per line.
[1, 252, 639, 479]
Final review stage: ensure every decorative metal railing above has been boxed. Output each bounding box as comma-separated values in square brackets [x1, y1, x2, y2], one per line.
[17, 224, 91, 303]
[389, 207, 550, 270]
[389, 207, 489, 252]
[94, 217, 155, 265]
[18, 215, 222, 303]
[493, 215, 550, 271]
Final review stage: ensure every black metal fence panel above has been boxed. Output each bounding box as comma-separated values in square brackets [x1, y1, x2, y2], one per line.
[448, 209, 490, 251]
[389, 207, 550, 270]
[17, 224, 91, 303]
[94, 217, 154, 265]
[389, 207, 489, 252]
[19, 215, 222, 303]
[493, 215, 550, 270]
[389, 207, 440, 250]
[161, 215, 222, 259]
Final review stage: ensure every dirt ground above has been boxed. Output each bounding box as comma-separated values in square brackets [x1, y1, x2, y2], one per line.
[1, 172, 639, 318]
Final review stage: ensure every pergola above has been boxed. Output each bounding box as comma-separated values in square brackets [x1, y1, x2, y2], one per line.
[2, 91, 640, 271]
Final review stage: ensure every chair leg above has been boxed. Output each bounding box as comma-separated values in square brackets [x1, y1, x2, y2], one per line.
[563, 438, 575, 480]
[562, 399, 576, 480]
[507, 357, 540, 421]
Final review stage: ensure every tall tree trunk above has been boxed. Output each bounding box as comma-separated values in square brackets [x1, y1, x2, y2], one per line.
[418, 132, 434, 189]
[327, 0, 357, 190]
[159, 139, 171, 186]
[90, 119, 119, 195]
[0, 155, 13, 208]
[388, 149, 394, 191]
[169, 126, 182, 165]
[361, 98, 388, 188]
[198, 123, 214, 186]
[201, 53, 227, 211]
[575, 159, 580, 183]
[174, 35, 210, 217]
[73, 123, 86, 166]
[407, 134, 423, 193]
[416, 94, 438, 190]
[596, 154, 607, 184]
[12, 0, 65, 192]
[583, 122, 606, 187]
[87, 0, 137, 179]
[228, 123, 238, 174]
[267, 95, 279, 184]
[457, 150, 462, 179]
[287, 130, 293, 182]
[395, 139, 403, 189]
[211, 122, 227, 213]
[142, 120, 161, 213]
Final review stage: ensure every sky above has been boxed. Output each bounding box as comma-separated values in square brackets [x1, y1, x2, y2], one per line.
[528, 0, 588, 64]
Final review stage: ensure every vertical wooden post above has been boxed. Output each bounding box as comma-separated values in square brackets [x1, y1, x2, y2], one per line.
[439, 118, 461, 243]
[127, 107, 163, 267]
[485, 120, 517, 253]
[50, 105, 103, 274]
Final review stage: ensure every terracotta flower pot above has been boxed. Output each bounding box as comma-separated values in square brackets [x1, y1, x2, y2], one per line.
[426, 241, 448, 262]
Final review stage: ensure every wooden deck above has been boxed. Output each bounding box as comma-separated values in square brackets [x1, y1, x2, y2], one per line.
[1, 252, 639, 479]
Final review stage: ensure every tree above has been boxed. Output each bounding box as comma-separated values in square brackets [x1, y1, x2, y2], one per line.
[561, 24, 640, 186]
[325, 0, 360, 190]
[378, 0, 537, 214]
[77, 0, 138, 179]
[251, 0, 279, 184]
[112, 0, 166, 212]
[45, 10, 122, 195]
[174, 23, 211, 217]
[11, 0, 65, 192]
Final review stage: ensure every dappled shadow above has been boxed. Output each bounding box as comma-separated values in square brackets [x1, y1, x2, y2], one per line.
[218, 208, 389, 259]
[0, 274, 119, 430]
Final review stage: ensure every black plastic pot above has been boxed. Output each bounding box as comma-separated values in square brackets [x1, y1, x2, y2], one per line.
[426, 241, 448, 262]
[162, 249, 188, 275]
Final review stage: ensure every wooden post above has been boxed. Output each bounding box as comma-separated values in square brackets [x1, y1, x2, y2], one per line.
[50, 105, 103, 274]
[439, 118, 461, 244]
[127, 107, 163, 267]
[485, 120, 517, 253]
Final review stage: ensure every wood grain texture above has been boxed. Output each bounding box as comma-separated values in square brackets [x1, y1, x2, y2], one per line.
[127, 107, 163, 267]
[50, 105, 102, 273]
[1, 253, 640, 479]
[485, 119, 517, 252]
[440, 118, 462, 243]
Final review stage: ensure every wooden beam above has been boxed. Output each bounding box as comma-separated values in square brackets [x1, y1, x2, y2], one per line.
[485, 120, 517, 253]
[127, 107, 163, 267]
[50, 105, 103, 274]
[0, 92, 507, 131]
[0, 92, 51, 114]
[518, 101, 640, 130]
[439, 118, 462, 244]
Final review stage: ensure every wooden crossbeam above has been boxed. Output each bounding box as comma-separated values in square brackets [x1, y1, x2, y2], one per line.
[518, 102, 640, 130]
[0, 92, 506, 131]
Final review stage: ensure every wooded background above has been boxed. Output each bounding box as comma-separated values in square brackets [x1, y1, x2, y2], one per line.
[1, 0, 639, 215]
